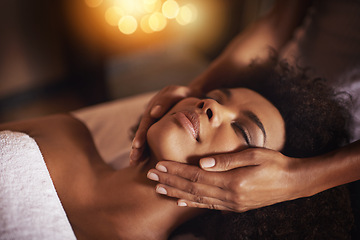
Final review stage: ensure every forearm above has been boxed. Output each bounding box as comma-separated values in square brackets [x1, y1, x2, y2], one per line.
[189, 0, 312, 93]
[296, 140, 360, 198]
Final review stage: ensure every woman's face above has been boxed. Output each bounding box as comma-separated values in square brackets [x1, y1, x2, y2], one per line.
[147, 88, 285, 163]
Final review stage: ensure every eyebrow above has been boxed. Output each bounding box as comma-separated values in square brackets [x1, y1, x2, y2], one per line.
[243, 110, 267, 145]
[218, 88, 267, 145]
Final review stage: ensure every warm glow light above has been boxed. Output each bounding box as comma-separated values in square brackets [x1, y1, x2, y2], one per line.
[176, 4, 197, 25]
[149, 12, 167, 31]
[162, 0, 179, 19]
[143, 0, 161, 13]
[143, 0, 157, 4]
[140, 15, 153, 33]
[114, 0, 135, 14]
[114, 0, 150, 17]
[85, 0, 103, 8]
[84, 0, 199, 35]
[118, 16, 138, 34]
[105, 7, 123, 26]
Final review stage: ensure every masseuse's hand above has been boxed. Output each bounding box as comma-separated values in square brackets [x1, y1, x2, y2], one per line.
[147, 148, 301, 212]
[130, 85, 202, 165]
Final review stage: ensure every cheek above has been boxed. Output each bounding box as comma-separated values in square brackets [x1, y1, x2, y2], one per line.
[203, 127, 245, 154]
[147, 117, 197, 162]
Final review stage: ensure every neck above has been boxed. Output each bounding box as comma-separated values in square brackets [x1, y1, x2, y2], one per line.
[71, 156, 204, 240]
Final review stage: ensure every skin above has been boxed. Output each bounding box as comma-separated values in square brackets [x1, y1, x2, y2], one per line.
[0, 88, 285, 238]
[0, 115, 201, 239]
[147, 141, 360, 212]
[129, 0, 359, 213]
[147, 88, 285, 164]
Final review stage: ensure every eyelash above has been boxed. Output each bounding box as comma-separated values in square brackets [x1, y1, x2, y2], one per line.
[232, 122, 250, 146]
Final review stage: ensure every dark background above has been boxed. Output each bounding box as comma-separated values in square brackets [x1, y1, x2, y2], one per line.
[0, 0, 271, 122]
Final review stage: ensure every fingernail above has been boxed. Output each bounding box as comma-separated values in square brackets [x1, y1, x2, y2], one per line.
[150, 105, 162, 117]
[200, 158, 215, 168]
[177, 201, 187, 207]
[147, 172, 159, 181]
[156, 186, 167, 195]
[132, 138, 141, 149]
[156, 164, 167, 173]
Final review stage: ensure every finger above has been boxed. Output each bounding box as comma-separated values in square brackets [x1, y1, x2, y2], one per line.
[149, 105, 163, 118]
[151, 173, 233, 202]
[177, 199, 235, 212]
[133, 87, 190, 148]
[149, 93, 190, 118]
[129, 146, 145, 165]
[156, 161, 229, 189]
[153, 181, 236, 209]
[200, 148, 264, 171]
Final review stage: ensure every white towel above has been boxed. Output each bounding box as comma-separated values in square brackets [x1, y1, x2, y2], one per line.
[0, 131, 76, 240]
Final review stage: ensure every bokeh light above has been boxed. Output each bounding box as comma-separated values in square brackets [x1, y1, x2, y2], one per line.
[143, 0, 161, 13]
[84, 0, 198, 35]
[105, 7, 123, 26]
[176, 4, 197, 25]
[114, 0, 135, 15]
[140, 14, 154, 33]
[85, 0, 103, 8]
[149, 12, 167, 32]
[118, 16, 138, 35]
[162, 0, 179, 19]
[143, 0, 158, 3]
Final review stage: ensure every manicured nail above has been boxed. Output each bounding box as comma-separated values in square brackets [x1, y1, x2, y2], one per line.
[177, 201, 187, 207]
[147, 172, 159, 181]
[156, 164, 167, 173]
[200, 158, 215, 168]
[150, 105, 162, 117]
[156, 186, 167, 195]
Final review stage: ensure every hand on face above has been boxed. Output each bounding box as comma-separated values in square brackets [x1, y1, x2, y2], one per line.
[147, 88, 285, 164]
[146, 87, 288, 212]
[130, 85, 202, 165]
[147, 148, 301, 212]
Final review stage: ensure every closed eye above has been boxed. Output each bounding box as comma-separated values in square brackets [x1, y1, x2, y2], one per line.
[232, 122, 250, 146]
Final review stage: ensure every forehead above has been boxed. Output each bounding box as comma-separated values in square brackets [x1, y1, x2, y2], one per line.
[210, 88, 273, 107]
[230, 88, 269, 105]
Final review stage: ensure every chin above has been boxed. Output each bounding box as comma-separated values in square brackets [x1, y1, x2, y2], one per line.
[147, 121, 192, 163]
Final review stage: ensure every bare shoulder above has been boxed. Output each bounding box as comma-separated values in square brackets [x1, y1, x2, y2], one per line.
[0, 113, 97, 164]
[0, 113, 100, 188]
[0, 114, 92, 141]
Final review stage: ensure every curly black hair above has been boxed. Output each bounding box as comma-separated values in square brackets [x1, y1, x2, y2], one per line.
[171, 58, 354, 239]
[233, 58, 351, 158]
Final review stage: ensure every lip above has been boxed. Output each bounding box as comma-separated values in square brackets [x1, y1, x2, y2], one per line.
[173, 111, 200, 141]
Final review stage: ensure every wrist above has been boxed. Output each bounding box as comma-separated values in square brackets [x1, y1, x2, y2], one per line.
[289, 151, 343, 199]
[188, 83, 204, 97]
[188, 73, 214, 95]
[287, 156, 320, 199]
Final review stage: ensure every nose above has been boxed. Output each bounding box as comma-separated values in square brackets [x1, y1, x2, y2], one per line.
[196, 99, 221, 127]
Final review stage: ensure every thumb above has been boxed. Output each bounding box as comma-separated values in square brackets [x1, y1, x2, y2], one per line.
[200, 149, 262, 171]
